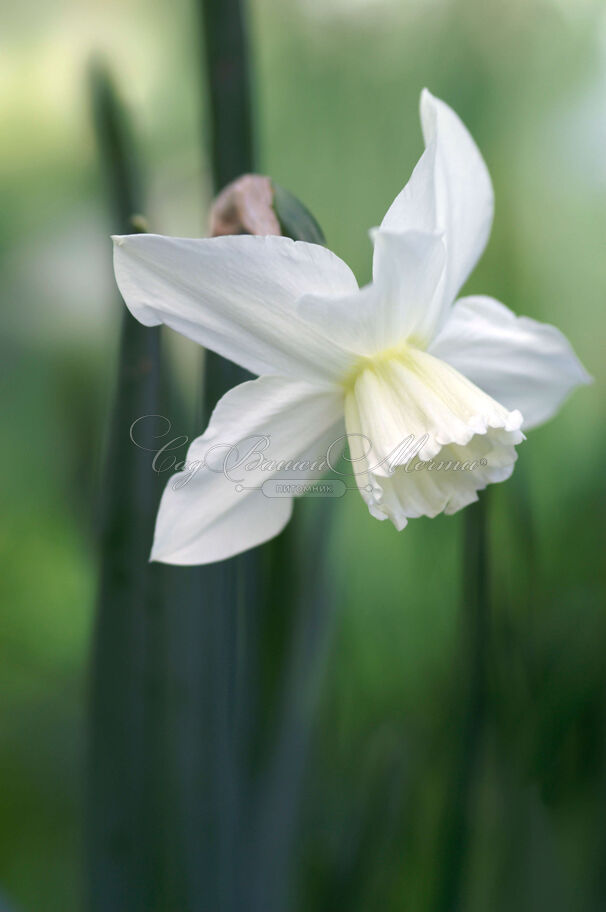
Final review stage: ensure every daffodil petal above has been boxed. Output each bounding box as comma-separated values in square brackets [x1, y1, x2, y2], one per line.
[373, 89, 494, 339]
[297, 230, 445, 356]
[113, 233, 359, 384]
[429, 296, 592, 429]
[150, 375, 343, 565]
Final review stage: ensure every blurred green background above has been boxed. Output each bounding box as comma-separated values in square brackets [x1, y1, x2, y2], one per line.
[1, 0, 604, 909]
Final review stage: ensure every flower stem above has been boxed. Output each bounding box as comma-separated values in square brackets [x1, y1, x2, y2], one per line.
[198, 0, 257, 410]
[198, 0, 254, 194]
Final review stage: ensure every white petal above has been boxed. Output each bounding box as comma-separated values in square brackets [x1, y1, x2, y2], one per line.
[429, 296, 592, 430]
[297, 230, 445, 356]
[374, 89, 494, 337]
[150, 375, 343, 565]
[368, 434, 519, 530]
[113, 233, 359, 384]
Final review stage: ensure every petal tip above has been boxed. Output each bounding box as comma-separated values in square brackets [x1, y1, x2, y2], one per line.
[149, 544, 163, 563]
[506, 409, 525, 433]
[419, 87, 439, 128]
[150, 530, 173, 564]
[580, 367, 594, 387]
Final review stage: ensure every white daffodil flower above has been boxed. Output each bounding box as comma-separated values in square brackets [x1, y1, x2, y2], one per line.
[113, 90, 590, 565]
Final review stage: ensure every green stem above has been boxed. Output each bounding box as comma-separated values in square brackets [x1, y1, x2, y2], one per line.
[432, 494, 489, 912]
[198, 1, 257, 890]
[198, 0, 256, 408]
[198, 0, 254, 193]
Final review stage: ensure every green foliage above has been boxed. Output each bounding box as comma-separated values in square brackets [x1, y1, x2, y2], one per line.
[0, 0, 603, 910]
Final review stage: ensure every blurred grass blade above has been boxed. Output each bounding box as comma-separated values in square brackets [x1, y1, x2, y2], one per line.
[88, 61, 142, 230]
[433, 495, 489, 912]
[198, 0, 256, 403]
[199, 0, 254, 194]
[87, 62, 165, 912]
[248, 499, 338, 912]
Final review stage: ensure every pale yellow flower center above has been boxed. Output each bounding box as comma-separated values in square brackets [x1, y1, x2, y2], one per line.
[341, 342, 421, 394]
[342, 343, 522, 470]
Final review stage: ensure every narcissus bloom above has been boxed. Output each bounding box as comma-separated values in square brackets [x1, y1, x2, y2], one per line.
[113, 90, 590, 565]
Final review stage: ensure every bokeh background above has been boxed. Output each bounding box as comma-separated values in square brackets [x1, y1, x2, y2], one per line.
[1, 0, 605, 909]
